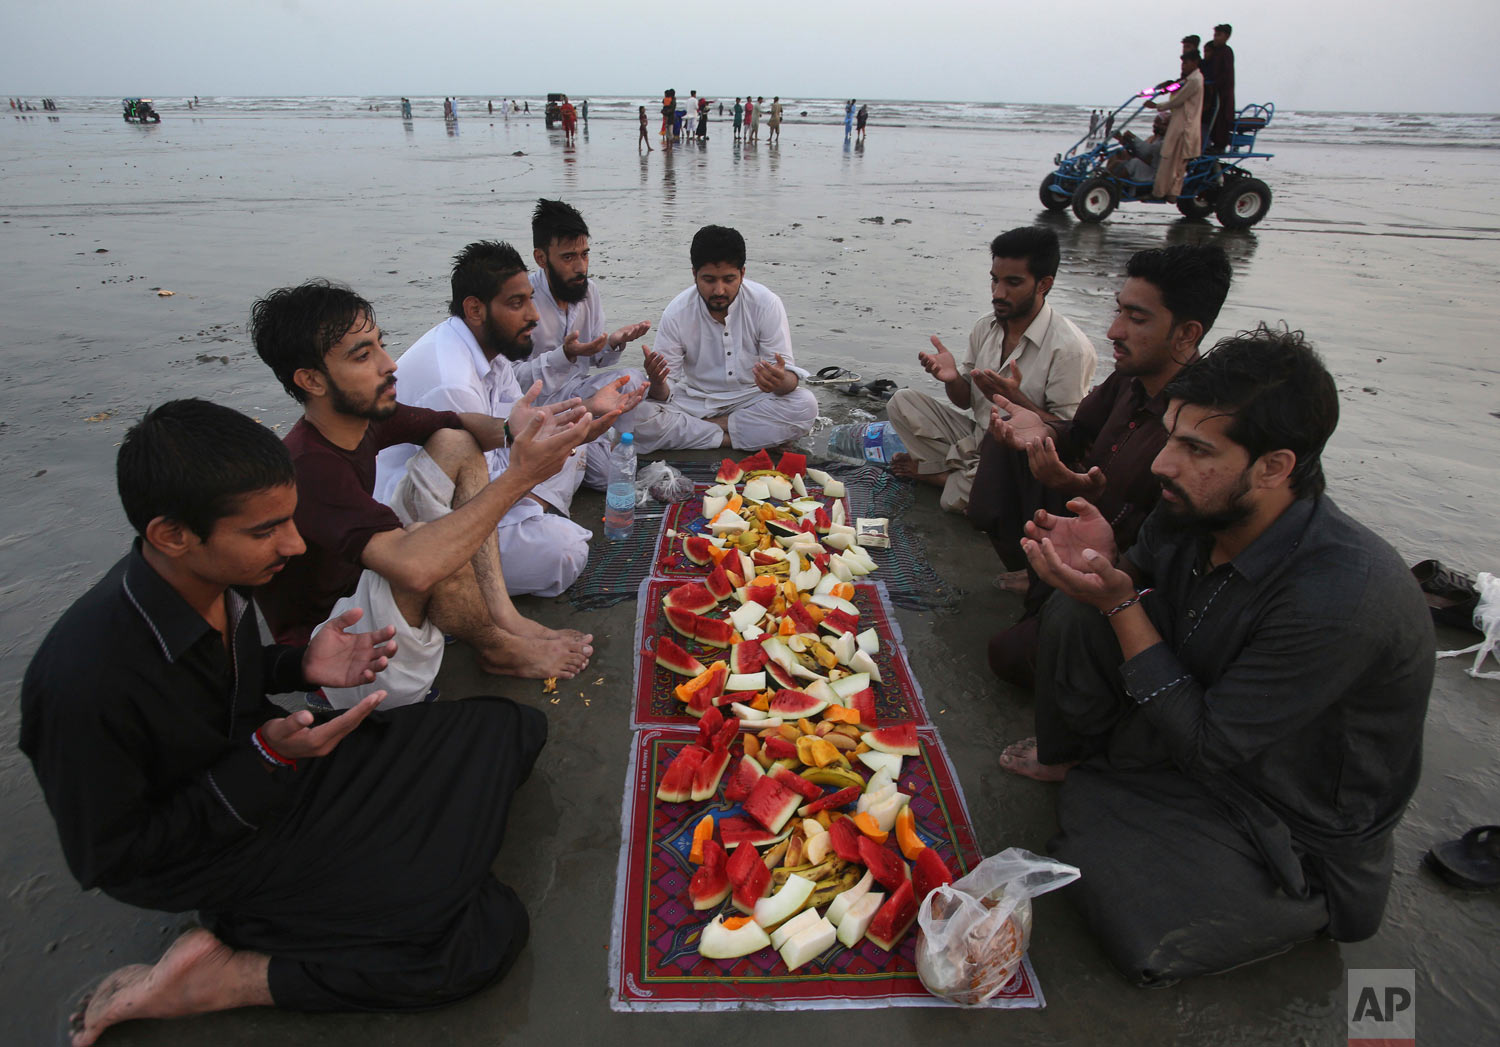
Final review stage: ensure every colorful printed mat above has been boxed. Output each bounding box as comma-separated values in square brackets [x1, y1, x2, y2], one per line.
[631, 578, 932, 730]
[651, 482, 851, 580]
[607, 727, 1043, 1011]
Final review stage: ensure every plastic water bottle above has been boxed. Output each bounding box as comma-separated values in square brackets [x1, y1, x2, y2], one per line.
[826, 420, 908, 466]
[604, 432, 637, 540]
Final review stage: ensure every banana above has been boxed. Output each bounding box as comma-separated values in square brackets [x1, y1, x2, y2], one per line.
[800, 765, 865, 790]
[803, 867, 863, 912]
[761, 839, 789, 870]
[771, 854, 845, 888]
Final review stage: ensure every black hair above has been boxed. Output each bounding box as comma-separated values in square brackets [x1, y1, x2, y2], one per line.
[1182, 34, 1200, 46]
[1183, 50, 1202, 64]
[117, 398, 294, 539]
[532, 198, 590, 252]
[990, 226, 1061, 281]
[1164, 324, 1338, 497]
[251, 280, 375, 404]
[1125, 243, 1231, 344]
[1215, 24, 1232, 36]
[448, 240, 528, 317]
[690, 225, 747, 270]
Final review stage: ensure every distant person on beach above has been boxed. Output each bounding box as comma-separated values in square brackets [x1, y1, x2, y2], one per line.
[887, 226, 1095, 514]
[969, 244, 1230, 690]
[639, 105, 652, 150]
[631, 224, 818, 452]
[1201, 24, 1236, 151]
[249, 279, 597, 701]
[856, 102, 869, 139]
[743, 95, 753, 137]
[662, 90, 674, 136]
[401, 97, 412, 119]
[698, 95, 711, 139]
[1089, 110, 1100, 138]
[373, 238, 647, 598]
[21, 399, 552, 1046]
[844, 99, 855, 138]
[750, 96, 764, 142]
[733, 97, 743, 138]
[582, 99, 588, 123]
[684, 90, 698, 138]
[999, 326, 1433, 987]
[488, 99, 493, 115]
[1144, 49, 1203, 202]
[560, 96, 577, 143]
[768, 96, 783, 143]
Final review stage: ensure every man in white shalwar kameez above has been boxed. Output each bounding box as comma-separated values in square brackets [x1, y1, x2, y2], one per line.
[377, 241, 645, 597]
[631, 225, 818, 453]
[1146, 51, 1204, 202]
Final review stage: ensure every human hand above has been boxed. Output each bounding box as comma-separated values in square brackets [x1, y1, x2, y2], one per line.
[1025, 436, 1107, 497]
[302, 607, 397, 688]
[584, 374, 646, 438]
[752, 353, 798, 394]
[917, 335, 961, 384]
[562, 330, 609, 362]
[972, 361, 1025, 404]
[508, 403, 594, 486]
[643, 346, 671, 400]
[608, 321, 651, 349]
[508, 381, 585, 443]
[1021, 498, 1119, 576]
[1021, 532, 1135, 613]
[987, 393, 1049, 449]
[258, 690, 385, 761]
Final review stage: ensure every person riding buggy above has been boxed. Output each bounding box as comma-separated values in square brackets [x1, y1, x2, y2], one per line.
[122, 98, 160, 124]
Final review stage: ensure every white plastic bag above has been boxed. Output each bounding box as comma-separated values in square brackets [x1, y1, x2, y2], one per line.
[1437, 571, 1500, 680]
[636, 461, 693, 506]
[915, 848, 1079, 1005]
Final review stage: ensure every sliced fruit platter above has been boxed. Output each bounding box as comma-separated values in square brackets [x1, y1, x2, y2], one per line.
[652, 704, 964, 973]
[651, 450, 858, 580]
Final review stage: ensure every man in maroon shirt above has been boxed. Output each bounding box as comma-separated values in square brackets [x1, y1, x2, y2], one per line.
[967, 244, 1231, 691]
[252, 280, 605, 708]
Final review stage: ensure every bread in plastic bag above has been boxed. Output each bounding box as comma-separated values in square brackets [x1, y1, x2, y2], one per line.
[915, 847, 1079, 1005]
[1437, 571, 1500, 680]
[636, 461, 694, 505]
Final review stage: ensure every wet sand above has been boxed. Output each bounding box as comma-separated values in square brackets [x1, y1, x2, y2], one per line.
[2, 109, 1498, 1044]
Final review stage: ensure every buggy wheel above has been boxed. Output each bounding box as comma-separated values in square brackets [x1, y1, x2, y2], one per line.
[1039, 175, 1070, 212]
[1176, 195, 1214, 220]
[1071, 177, 1118, 223]
[1215, 177, 1272, 228]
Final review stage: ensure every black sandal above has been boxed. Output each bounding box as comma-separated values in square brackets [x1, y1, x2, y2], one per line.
[1425, 825, 1500, 890]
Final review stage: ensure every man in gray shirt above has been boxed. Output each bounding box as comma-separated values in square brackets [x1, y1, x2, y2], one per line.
[1003, 325, 1434, 984]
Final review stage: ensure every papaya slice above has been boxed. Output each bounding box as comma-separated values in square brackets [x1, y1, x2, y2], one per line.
[895, 805, 925, 860]
[852, 811, 889, 844]
[690, 813, 716, 864]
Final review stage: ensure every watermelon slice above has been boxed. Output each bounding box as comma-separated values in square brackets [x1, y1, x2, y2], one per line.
[691, 746, 733, 802]
[684, 535, 716, 565]
[726, 839, 761, 886]
[783, 600, 817, 635]
[812, 552, 830, 572]
[711, 716, 740, 753]
[664, 582, 719, 614]
[657, 745, 708, 803]
[704, 562, 733, 601]
[717, 690, 761, 709]
[819, 608, 860, 636]
[863, 722, 919, 757]
[858, 836, 908, 891]
[813, 506, 832, 534]
[738, 449, 774, 473]
[771, 767, 823, 801]
[865, 880, 918, 952]
[829, 815, 863, 862]
[770, 688, 829, 719]
[719, 817, 786, 848]
[656, 635, 708, 677]
[912, 848, 954, 903]
[730, 637, 769, 674]
[732, 859, 772, 914]
[665, 606, 702, 644]
[689, 839, 731, 910]
[763, 736, 799, 761]
[744, 775, 801, 834]
[723, 754, 766, 803]
[765, 661, 798, 689]
[715, 458, 744, 484]
[775, 451, 807, 477]
[697, 706, 725, 747]
[685, 686, 719, 719]
[694, 616, 735, 649]
[800, 785, 862, 816]
[849, 687, 878, 727]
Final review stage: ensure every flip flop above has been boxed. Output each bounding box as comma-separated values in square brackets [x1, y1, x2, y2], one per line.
[840, 378, 899, 400]
[1425, 825, 1500, 890]
[805, 365, 862, 386]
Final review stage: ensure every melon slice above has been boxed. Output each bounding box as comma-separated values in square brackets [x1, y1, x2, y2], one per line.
[792, 472, 808, 498]
[728, 601, 767, 635]
[742, 478, 771, 502]
[723, 754, 766, 803]
[710, 510, 750, 537]
[779, 916, 837, 971]
[858, 836, 908, 892]
[753, 872, 815, 930]
[699, 913, 771, 959]
[657, 745, 708, 804]
[826, 869, 875, 927]
[729, 702, 767, 723]
[863, 722, 919, 756]
[702, 494, 728, 520]
[858, 750, 902, 777]
[867, 790, 911, 832]
[764, 476, 793, 502]
[849, 649, 883, 683]
[864, 880, 917, 952]
[804, 830, 833, 864]
[769, 906, 822, 951]
[689, 839, 731, 909]
[856, 628, 880, 655]
[744, 775, 801, 834]
[835, 890, 884, 948]
[810, 593, 859, 617]
[684, 535, 716, 565]
[725, 671, 766, 693]
[828, 672, 869, 699]
[656, 635, 708, 677]
[769, 689, 829, 719]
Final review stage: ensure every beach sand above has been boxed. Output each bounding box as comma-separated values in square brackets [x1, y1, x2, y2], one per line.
[1, 105, 1497, 1044]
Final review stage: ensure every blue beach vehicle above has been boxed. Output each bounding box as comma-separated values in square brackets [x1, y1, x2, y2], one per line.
[1039, 92, 1275, 227]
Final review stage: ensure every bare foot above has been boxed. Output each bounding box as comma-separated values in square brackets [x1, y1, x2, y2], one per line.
[483, 627, 593, 680]
[997, 737, 1073, 782]
[889, 453, 920, 479]
[69, 928, 269, 1046]
[993, 569, 1030, 593]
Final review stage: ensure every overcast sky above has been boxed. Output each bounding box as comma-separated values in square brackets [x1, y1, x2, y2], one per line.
[3, 0, 1498, 113]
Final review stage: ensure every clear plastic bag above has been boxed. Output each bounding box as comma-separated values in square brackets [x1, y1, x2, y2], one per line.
[915, 848, 1079, 1005]
[636, 460, 694, 506]
[1437, 571, 1500, 680]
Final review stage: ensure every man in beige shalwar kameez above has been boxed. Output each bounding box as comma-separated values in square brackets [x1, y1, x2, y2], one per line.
[1146, 52, 1204, 201]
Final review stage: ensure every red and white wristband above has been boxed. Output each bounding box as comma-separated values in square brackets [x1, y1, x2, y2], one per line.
[251, 728, 297, 770]
[1104, 587, 1154, 618]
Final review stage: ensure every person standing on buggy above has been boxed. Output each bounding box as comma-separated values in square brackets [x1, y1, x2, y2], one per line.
[1202, 24, 1235, 152]
[1143, 50, 1203, 203]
